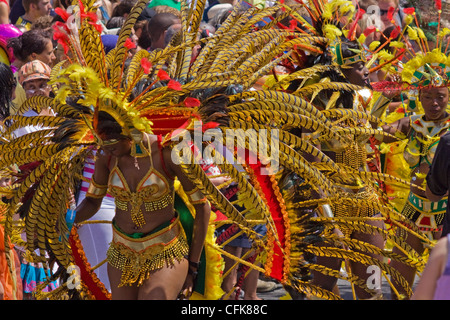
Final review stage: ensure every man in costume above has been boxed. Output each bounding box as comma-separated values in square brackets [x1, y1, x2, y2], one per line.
[371, 7, 450, 298]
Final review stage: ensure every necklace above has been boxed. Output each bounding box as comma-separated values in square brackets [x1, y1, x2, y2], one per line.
[134, 156, 140, 170]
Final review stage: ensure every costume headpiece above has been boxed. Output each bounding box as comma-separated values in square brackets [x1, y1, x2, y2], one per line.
[284, 0, 368, 71]
[368, 1, 450, 111]
[329, 37, 367, 68]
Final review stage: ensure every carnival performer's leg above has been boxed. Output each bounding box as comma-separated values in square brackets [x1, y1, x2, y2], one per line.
[350, 216, 385, 299]
[221, 245, 242, 299]
[310, 231, 342, 297]
[241, 248, 262, 300]
[390, 231, 425, 300]
[310, 255, 341, 296]
[107, 263, 139, 300]
[137, 258, 188, 300]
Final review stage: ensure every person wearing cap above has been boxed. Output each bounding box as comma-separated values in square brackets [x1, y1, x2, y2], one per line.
[18, 59, 51, 100]
[14, 59, 54, 138]
[8, 28, 55, 114]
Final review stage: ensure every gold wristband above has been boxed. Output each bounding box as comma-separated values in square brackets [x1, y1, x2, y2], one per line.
[186, 187, 207, 205]
[86, 179, 108, 198]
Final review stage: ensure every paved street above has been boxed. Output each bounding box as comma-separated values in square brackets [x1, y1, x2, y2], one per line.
[256, 275, 419, 300]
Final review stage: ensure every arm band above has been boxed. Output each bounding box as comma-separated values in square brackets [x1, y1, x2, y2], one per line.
[185, 187, 207, 205]
[86, 179, 108, 198]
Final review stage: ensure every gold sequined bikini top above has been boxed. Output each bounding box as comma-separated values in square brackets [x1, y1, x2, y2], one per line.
[107, 135, 174, 227]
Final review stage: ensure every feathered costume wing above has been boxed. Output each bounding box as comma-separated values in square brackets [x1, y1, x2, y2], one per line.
[0, 0, 425, 300]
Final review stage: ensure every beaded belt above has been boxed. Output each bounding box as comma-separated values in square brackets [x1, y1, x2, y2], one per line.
[332, 186, 379, 218]
[402, 192, 447, 237]
[407, 192, 447, 214]
[107, 216, 189, 286]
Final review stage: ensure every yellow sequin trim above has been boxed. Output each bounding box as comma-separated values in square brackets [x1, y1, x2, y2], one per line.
[114, 192, 174, 227]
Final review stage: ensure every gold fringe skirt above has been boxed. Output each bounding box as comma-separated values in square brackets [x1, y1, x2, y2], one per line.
[107, 216, 190, 287]
[331, 186, 379, 237]
[332, 186, 379, 218]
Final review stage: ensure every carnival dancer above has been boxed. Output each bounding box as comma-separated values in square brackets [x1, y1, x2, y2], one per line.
[274, 1, 385, 299]
[378, 57, 450, 299]
[252, 0, 420, 300]
[356, 0, 450, 298]
[72, 111, 210, 299]
[312, 37, 387, 300]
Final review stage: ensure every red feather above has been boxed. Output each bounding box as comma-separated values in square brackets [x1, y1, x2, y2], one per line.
[436, 0, 442, 10]
[348, 9, 365, 40]
[403, 7, 415, 15]
[364, 25, 376, 36]
[54, 7, 70, 21]
[387, 6, 395, 20]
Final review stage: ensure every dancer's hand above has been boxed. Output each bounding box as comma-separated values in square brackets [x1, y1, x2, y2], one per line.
[179, 261, 198, 300]
[179, 273, 195, 300]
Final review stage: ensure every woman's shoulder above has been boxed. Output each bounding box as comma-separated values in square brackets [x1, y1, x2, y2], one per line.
[95, 149, 113, 168]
